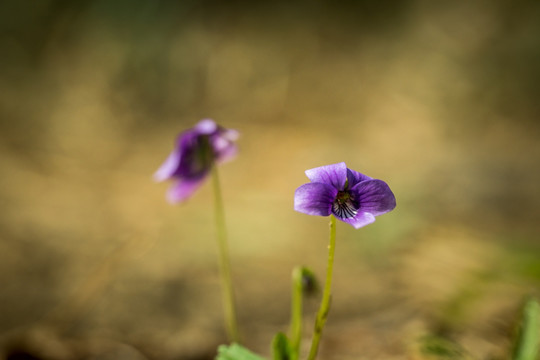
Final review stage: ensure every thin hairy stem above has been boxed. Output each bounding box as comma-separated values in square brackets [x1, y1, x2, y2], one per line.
[212, 166, 240, 343]
[307, 215, 336, 360]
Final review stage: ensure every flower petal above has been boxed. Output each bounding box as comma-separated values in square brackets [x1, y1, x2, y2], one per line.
[194, 119, 218, 134]
[211, 132, 238, 164]
[154, 148, 181, 182]
[167, 177, 207, 203]
[305, 162, 347, 190]
[294, 183, 338, 216]
[338, 212, 376, 229]
[346, 168, 372, 188]
[223, 128, 240, 141]
[350, 179, 396, 216]
[215, 143, 238, 164]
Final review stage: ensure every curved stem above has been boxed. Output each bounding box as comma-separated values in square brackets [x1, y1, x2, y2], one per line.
[307, 215, 336, 360]
[212, 166, 240, 343]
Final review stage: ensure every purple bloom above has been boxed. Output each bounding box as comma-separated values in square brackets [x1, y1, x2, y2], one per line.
[294, 162, 396, 228]
[154, 119, 239, 203]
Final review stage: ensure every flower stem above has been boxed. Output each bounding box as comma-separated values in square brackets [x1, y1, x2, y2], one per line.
[289, 266, 304, 360]
[211, 165, 240, 343]
[307, 215, 336, 360]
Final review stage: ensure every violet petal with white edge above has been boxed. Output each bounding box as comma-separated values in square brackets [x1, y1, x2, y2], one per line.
[339, 212, 376, 229]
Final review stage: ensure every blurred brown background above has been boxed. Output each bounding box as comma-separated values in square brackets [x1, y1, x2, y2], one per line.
[1, 1, 539, 359]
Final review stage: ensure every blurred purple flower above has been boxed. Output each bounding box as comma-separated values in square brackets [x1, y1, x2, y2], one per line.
[294, 162, 396, 229]
[154, 119, 239, 203]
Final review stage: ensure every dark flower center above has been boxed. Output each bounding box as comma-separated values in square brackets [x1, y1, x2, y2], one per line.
[332, 191, 358, 219]
[182, 135, 215, 178]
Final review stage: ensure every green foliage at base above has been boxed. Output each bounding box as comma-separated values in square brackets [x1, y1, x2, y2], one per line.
[272, 332, 293, 360]
[216, 343, 267, 360]
[513, 298, 540, 360]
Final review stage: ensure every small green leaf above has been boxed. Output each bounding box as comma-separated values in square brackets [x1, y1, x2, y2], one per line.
[513, 298, 540, 360]
[216, 343, 267, 360]
[272, 332, 293, 360]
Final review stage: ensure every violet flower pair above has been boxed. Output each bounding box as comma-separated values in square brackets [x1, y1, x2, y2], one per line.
[155, 119, 396, 228]
[155, 119, 397, 358]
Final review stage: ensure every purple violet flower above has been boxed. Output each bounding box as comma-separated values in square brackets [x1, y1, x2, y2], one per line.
[294, 162, 396, 229]
[154, 119, 239, 203]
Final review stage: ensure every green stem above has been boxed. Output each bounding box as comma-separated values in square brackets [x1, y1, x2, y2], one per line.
[212, 166, 240, 343]
[307, 215, 336, 360]
[290, 267, 304, 360]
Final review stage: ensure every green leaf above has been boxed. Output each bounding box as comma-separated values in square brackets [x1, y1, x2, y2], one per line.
[513, 298, 540, 360]
[216, 343, 267, 360]
[272, 332, 293, 360]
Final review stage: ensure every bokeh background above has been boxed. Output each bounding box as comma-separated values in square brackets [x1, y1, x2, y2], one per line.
[1, 1, 539, 359]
